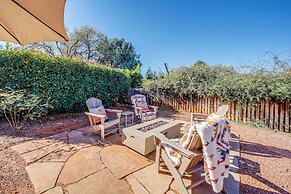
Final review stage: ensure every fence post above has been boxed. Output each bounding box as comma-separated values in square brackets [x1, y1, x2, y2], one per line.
[260, 100, 265, 124]
[279, 103, 285, 132]
[274, 103, 279, 130]
[255, 104, 260, 121]
[270, 101, 274, 129]
[285, 100, 290, 133]
[265, 100, 270, 127]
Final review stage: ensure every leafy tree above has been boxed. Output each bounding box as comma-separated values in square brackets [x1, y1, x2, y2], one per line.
[96, 37, 141, 70]
[27, 26, 105, 60]
[145, 67, 158, 80]
[70, 26, 105, 60]
[26, 26, 142, 70]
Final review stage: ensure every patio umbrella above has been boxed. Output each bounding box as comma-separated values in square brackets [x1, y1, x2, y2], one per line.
[0, 0, 69, 45]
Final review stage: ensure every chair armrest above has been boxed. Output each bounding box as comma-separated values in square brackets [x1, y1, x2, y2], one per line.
[85, 112, 106, 118]
[192, 118, 207, 121]
[85, 112, 106, 125]
[149, 105, 159, 109]
[190, 113, 209, 117]
[190, 113, 208, 125]
[133, 106, 143, 111]
[153, 131, 196, 159]
[105, 109, 122, 119]
[105, 109, 123, 113]
[149, 105, 159, 113]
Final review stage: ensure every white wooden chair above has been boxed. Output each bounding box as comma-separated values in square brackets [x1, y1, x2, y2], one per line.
[131, 94, 159, 122]
[190, 105, 228, 126]
[84, 97, 122, 141]
[153, 129, 205, 194]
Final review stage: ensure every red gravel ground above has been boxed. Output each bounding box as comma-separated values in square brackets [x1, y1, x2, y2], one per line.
[0, 107, 290, 193]
[232, 124, 291, 194]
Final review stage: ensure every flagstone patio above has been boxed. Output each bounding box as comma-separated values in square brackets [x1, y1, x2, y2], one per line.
[10, 121, 240, 194]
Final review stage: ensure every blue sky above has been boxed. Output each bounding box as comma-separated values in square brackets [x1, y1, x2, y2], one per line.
[6, 0, 291, 73]
[64, 0, 291, 73]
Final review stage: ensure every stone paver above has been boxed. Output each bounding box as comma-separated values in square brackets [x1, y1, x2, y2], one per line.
[11, 139, 53, 154]
[66, 168, 132, 194]
[131, 164, 173, 194]
[100, 144, 153, 179]
[38, 145, 78, 162]
[125, 174, 149, 194]
[21, 142, 64, 164]
[170, 176, 215, 194]
[25, 162, 64, 193]
[10, 126, 240, 194]
[67, 130, 99, 145]
[47, 131, 69, 141]
[57, 146, 103, 185]
[43, 186, 63, 194]
[166, 191, 177, 194]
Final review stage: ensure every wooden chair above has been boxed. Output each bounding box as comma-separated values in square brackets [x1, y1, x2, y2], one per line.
[84, 97, 122, 141]
[131, 94, 159, 122]
[153, 130, 205, 194]
[190, 105, 228, 126]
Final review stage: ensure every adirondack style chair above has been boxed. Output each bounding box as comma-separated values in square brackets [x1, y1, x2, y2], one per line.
[153, 127, 205, 194]
[190, 105, 228, 126]
[131, 94, 159, 122]
[84, 97, 122, 141]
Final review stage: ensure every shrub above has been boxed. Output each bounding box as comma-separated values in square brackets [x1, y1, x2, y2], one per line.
[0, 88, 52, 130]
[0, 48, 139, 113]
[142, 61, 291, 104]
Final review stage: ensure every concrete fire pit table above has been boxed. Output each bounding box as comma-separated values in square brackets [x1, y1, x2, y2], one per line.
[122, 118, 181, 155]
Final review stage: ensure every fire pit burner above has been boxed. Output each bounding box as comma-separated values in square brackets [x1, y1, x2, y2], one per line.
[137, 121, 168, 132]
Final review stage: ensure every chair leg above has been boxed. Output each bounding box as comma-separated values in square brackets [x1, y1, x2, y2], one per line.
[118, 121, 121, 134]
[101, 126, 105, 141]
[161, 151, 188, 194]
[125, 115, 128, 127]
[155, 144, 162, 173]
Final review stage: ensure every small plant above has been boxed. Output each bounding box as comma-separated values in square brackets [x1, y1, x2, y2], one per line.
[0, 87, 52, 130]
[245, 119, 268, 129]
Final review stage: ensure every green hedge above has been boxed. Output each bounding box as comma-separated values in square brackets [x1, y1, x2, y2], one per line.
[0, 49, 139, 113]
[142, 61, 291, 104]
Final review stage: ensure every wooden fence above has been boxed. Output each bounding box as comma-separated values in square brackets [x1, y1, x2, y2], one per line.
[132, 90, 290, 133]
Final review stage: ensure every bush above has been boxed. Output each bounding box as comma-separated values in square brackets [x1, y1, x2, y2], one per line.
[0, 88, 52, 130]
[0, 48, 139, 113]
[142, 61, 291, 104]
[121, 64, 143, 88]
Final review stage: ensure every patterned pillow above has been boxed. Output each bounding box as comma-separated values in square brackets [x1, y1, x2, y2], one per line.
[163, 124, 202, 167]
[89, 106, 107, 123]
[135, 101, 149, 112]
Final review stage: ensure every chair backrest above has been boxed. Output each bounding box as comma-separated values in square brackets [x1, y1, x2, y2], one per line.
[86, 97, 103, 110]
[216, 105, 228, 116]
[131, 94, 149, 114]
[177, 130, 203, 173]
[188, 132, 202, 151]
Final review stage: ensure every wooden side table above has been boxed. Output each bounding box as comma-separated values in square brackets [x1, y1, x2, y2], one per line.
[121, 111, 134, 127]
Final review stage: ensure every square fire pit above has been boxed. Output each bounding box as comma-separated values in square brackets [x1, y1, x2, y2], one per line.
[122, 118, 181, 155]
